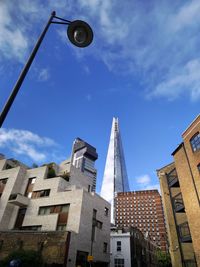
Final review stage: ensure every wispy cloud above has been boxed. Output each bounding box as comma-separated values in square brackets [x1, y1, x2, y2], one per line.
[69, 0, 200, 101]
[1, 1, 200, 101]
[38, 68, 50, 82]
[86, 94, 92, 101]
[0, 1, 68, 64]
[135, 174, 160, 192]
[136, 174, 151, 185]
[149, 59, 200, 101]
[0, 128, 58, 162]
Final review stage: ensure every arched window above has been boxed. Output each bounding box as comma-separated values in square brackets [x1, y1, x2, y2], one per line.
[190, 132, 200, 152]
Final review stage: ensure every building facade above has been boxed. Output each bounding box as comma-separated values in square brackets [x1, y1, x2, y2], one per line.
[0, 152, 110, 267]
[157, 114, 200, 267]
[71, 137, 98, 192]
[110, 227, 158, 267]
[101, 118, 130, 223]
[115, 190, 168, 251]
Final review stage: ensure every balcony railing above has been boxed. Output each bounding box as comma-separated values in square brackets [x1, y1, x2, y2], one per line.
[179, 222, 192, 243]
[8, 193, 29, 207]
[173, 193, 185, 212]
[183, 259, 197, 267]
[167, 169, 180, 187]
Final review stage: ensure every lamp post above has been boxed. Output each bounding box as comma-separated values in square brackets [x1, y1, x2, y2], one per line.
[0, 11, 93, 128]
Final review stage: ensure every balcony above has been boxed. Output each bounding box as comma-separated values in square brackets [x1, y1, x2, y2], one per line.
[179, 222, 192, 243]
[183, 259, 197, 267]
[8, 193, 30, 207]
[167, 169, 180, 187]
[173, 193, 185, 212]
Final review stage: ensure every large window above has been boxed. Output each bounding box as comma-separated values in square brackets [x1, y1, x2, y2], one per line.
[114, 259, 124, 267]
[38, 204, 69, 215]
[190, 132, 200, 152]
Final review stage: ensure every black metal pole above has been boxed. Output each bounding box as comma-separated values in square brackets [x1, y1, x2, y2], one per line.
[0, 11, 56, 127]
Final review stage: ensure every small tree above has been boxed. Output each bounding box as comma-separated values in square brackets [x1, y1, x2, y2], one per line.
[0, 250, 44, 267]
[157, 250, 172, 267]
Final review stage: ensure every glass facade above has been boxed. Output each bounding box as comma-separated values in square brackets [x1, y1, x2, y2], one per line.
[101, 117, 130, 223]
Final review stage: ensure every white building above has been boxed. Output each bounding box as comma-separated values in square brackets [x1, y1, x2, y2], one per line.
[110, 230, 131, 267]
[0, 152, 110, 267]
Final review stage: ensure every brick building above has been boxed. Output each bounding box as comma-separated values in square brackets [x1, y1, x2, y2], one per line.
[157, 114, 200, 267]
[115, 190, 168, 251]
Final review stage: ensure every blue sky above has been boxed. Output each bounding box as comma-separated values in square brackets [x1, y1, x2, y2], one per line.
[0, 0, 199, 193]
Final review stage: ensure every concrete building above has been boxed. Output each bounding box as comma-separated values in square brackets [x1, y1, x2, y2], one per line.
[157, 114, 200, 267]
[0, 151, 110, 266]
[101, 117, 130, 223]
[71, 137, 98, 192]
[115, 190, 168, 252]
[110, 227, 158, 267]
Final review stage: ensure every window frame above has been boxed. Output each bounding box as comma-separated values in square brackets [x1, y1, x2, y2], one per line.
[190, 132, 200, 152]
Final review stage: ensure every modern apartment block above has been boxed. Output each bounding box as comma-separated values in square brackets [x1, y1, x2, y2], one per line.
[101, 118, 130, 223]
[71, 137, 98, 192]
[115, 190, 168, 251]
[157, 114, 200, 267]
[0, 151, 110, 266]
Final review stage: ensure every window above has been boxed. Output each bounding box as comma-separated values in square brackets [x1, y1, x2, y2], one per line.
[117, 241, 121, 251]
[114, 258, 124, 267]
[105, 207, 109, 216]
[190, 132, 200, 152]
[103, 242, 107, 253]
[197, 163, 200, 172]
[32, 189, 50, 198]
[0, 178, 8, 196]
[38, 204, 69, 215]
[0, 178, 8, 185]
[21, 225, 41, 231]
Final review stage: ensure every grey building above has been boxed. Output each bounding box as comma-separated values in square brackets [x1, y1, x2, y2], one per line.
[71, 138, 98, 192]
[0, 143, 110, 267]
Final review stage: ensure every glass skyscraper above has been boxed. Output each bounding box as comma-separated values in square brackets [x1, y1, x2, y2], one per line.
[100, 117, 130, 223]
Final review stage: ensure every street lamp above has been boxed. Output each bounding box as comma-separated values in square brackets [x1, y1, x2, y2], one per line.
[0, 11, 93, 127]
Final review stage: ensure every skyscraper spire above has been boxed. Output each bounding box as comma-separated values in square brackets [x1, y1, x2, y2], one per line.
[101, 117, 130, 223]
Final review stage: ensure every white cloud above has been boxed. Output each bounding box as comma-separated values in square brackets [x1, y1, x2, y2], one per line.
[0, 2, 28, 62]
[38, 68, 50, 82]
[150, 59, 200, 101]
[135, 174, 160, 192]
[0, 128, 57, 162]
[170, 0, 200, 32]
[70, 0, 200, 101]
[1, 1, 200, 101]
[136, 174, 151, 185]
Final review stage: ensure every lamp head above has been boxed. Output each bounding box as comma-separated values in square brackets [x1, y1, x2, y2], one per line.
[67, 20, 93, 48]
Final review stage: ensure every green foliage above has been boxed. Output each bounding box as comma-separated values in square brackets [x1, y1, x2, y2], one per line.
[156, 251, 172, 267]
[0, 250, 44, 267]
[47, 167, 56, 178]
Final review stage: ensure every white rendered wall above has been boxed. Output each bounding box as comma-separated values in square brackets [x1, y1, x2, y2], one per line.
[110, 232, 131, 267]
